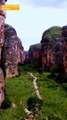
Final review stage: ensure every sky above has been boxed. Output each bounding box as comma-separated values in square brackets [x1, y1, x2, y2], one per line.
[6, 0, 67, 50]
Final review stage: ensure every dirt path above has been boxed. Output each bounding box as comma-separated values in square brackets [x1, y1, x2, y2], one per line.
[29, 72, 42, 100]
[24, 72, 42, 120]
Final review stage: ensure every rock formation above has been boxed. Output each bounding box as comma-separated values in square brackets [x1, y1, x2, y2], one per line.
[0, 0, 7, 108]
[2, 24, 24, 78]
[41, 34, 53, 69]
[0, 0, 24, 107]
[0, 1, 24, 79]
[54, 40, 63, 72]
[24, 51, 30, 64]
[61, 26, 67, 74]
[41, 33, 61, 71]
[0, 0, 6, 66]
[29, 44, 41, 66]
[40, 26, 65, 73]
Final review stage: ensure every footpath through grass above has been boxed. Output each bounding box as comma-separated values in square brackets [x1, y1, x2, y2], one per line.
[0, 64, 67, 120]
[0, 68, 36, 120]
[34, 72, 67, 120]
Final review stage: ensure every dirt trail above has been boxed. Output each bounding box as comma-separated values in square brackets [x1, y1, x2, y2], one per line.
[29, 72, 42, 100]
[24, 72, 42, 120]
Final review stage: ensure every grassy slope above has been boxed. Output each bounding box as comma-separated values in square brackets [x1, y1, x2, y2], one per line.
[0, 65, 67, 120]
[0, 69, 36, 120]
[34, 72, 67, 120]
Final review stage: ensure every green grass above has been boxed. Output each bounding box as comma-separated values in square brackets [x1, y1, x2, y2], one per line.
[0, 70, 36, 120]
[0, 65, 67, 120]
[34, 72, 67, 120]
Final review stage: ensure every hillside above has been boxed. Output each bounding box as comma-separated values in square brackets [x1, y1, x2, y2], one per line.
[0, 65, 67, 120]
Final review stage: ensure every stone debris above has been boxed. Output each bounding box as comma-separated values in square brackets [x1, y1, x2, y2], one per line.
[12, 103, 16, 108]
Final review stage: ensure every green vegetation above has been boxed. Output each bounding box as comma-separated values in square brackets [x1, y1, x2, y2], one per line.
[43, 26, 61, 46]
[35, 72, 67, 120]
[0, 65, 67, 120]
[45, 26, 61, 38]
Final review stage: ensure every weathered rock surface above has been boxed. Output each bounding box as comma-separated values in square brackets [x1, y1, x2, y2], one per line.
[40, 26, 67, 74]
[29, 44, 41, 66]
[2, 24, 24, 78]
[24, 51, 30, 64]
[54, 41, 63, 70]
[61, 26, 67, 74]
[41, 34, 53, 69]
[0, 0, 6, 66]
[0, 0, 7, 108]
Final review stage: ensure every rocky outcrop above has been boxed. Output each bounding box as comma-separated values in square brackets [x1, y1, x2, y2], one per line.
[0, 1, 24, 79]
[29, 44, 41, 66]
[61, 26, 67, 74]
[1, 24, 24, 78]
[54, 41, 63, 71]
[24, 51, 30, 64]
[0, 0, 6, 66]
[41, 34, 54, 69]
[0, 0, 7, 108]
[40, 26, 64, 72]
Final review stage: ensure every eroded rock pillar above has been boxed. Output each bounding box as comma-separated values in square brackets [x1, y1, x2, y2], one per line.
[0, 0, 6, 108]
[0, 0, 6, 65]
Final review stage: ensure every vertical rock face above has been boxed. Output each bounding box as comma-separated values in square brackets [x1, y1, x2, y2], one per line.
[40, 26, 67, 74]
[40, 26, 64, 72]
[0, 0, 6, 65]
[62, 26, 67, 74]
[0, 68, 5, 107]
[54, 41, 63, 72]
[29, 44, 41, 66]
[41, 36, 53, 69]
[0, 0, 24, 79]
[41, 34, 54, 69]
[2, 24, 24, 78]
[47, 46, 55, 69]
[24, 51, 30, 64]
[0, 0, 6, 108]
